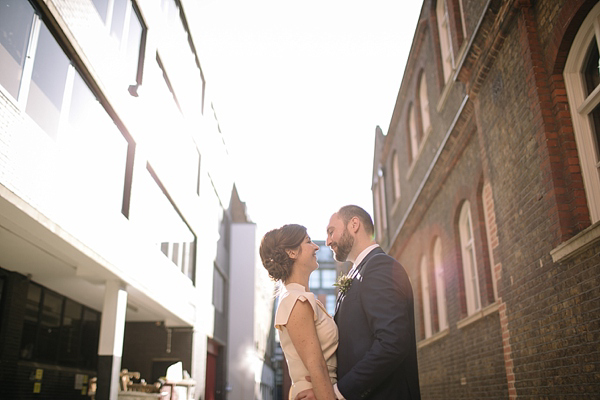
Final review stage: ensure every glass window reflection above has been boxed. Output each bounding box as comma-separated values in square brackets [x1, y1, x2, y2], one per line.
[321, 269, 336, 288]
[309, 270, 320, 289]
[19, 283, 100, 369]
[584, 38, 600, 96]
[64, 72, 128, 214]
[0, 0, 35, 99]
[590, 103, 600, 166]
[139, 166, 196, 281]
[126, 5, 143, 84]
[37, 291, 62, 362]
[326, 295, 336, 316]
[59, 299, 82, 365]
[25, 23, 70, 139]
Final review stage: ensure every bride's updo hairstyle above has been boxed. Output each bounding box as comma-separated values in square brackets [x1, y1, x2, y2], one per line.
[260, 224, 307, 282]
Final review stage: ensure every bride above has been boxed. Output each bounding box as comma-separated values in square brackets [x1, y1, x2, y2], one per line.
[260, 224, 338, 400]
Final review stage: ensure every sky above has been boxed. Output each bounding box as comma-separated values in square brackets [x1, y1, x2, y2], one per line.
[192, 1, 423, 240]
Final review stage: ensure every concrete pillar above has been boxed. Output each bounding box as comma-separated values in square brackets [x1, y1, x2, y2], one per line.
[96, 280, 128, 400]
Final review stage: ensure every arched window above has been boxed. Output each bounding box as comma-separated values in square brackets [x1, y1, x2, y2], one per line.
[564, 1, 600, 223]
[419, 71, 431, 136]
[420, 255, 432, 338]
[374, 169, 388, 241]
[459, 201, 481, 315]
[433, 237, 448, 330]
[408, 104, 419, 162]
[392, 151, 401, 201]
[481, 182, 498, 300]
[437, 0, 454, 84]
[378, 177, 387, 232]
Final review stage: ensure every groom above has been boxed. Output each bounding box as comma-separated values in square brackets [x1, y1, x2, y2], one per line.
[297, 205, 421, 399]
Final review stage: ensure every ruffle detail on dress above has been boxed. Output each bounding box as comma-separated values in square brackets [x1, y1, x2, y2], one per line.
[275, 290, 318, 330]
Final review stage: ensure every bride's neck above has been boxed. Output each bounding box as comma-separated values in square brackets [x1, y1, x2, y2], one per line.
[285, 269, 310, 291]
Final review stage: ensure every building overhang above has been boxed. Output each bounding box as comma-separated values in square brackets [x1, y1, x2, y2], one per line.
[0, 183, 195, 327]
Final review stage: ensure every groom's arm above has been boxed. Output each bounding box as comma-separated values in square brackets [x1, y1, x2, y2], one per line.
[337, 255, 414, 399]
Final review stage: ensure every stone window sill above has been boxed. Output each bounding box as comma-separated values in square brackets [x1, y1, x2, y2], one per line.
[550, 220, 600, 263]
[417, 328, 449, 349]
[456, 301, 500, 330]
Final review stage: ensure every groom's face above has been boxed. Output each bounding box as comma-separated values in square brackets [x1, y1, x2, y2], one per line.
[326, 214, 354, 262]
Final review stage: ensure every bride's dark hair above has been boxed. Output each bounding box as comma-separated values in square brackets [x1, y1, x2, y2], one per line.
[260, 224, 307, 282]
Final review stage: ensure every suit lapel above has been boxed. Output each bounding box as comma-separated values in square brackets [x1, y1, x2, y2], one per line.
[334, 247, 385, 317]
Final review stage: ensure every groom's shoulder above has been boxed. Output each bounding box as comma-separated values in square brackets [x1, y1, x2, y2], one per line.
[365, 249, 396, 266]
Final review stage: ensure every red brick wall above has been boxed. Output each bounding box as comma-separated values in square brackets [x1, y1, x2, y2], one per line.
[379, 0, 600, 397]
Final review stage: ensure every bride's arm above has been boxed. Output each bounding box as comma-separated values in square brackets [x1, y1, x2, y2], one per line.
[287, 300, 336, 400]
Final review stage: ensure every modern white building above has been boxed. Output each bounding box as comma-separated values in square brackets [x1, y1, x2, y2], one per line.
[226, 194, 276, 400]
[0, 0, 238, 399]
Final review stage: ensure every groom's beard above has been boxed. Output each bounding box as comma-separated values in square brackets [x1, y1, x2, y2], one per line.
[332, 228, 354, 262]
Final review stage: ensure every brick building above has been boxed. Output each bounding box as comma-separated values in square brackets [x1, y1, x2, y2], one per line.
[372, 0, 600, 398]
[0, 0, 255, 399]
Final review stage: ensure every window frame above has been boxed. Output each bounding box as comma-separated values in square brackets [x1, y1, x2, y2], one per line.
[459, 201, 481, 315]
[433, 237, 448, 331]
[90, 0, 147, 90]
[418, 71, 431, 137]
[373, 168, 388, 242]
[19, 282, 100, 368]
[146, 163, 197, 282]
[420, 255, 432, 338]
[392, 151, 401, 202]
[564, 1, 600, 223]
[408, 103, 419, 164]
[437, 0, 455, 85]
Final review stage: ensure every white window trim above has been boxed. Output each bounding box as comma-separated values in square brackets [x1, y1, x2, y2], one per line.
[409, 104, 419, 162]
[392, 152, 401, 201]
[14, 12, 42, 108]
[3, 10, 80, 140]
[419, 72, 431, 135]
[459, 201, 481, 315]
[379, 177, 388, 233]
[481, 182, 499, 300]
[437, 0, 454, 85]
[564, 1, 600, 223]
[551, 219, 600, 262]
[420, 256, 432, 338]
[433, 237, 448, 331]
[435, 0, 470, 113]
[458, 0, 467, 38]
[374, 170, 388, 241]
[417, 327, 449, 349]
[456, 300, 499, 330]
[374, 180, 383, 241]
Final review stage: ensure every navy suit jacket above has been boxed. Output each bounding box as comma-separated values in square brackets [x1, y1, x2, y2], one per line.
[334, 247, 421, 400]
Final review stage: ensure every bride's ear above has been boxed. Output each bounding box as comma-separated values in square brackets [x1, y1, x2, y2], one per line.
[286, 249, 297, 259]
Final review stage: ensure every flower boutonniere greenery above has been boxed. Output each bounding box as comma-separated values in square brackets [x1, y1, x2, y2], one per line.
[333, 273, 353, 295]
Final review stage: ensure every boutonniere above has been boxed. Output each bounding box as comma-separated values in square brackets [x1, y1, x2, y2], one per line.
[333, 273, 353, 295]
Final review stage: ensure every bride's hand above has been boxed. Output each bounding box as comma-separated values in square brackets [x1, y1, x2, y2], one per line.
[294, 388, 316, 400]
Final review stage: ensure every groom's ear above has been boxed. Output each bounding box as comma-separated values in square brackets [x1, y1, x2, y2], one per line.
[349, 216, 360, 233]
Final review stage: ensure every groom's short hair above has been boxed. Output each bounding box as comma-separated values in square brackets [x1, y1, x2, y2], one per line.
[338, 205, 374, 237]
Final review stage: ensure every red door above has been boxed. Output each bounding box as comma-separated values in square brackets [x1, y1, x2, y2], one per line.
[205, 340, 219, 400]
